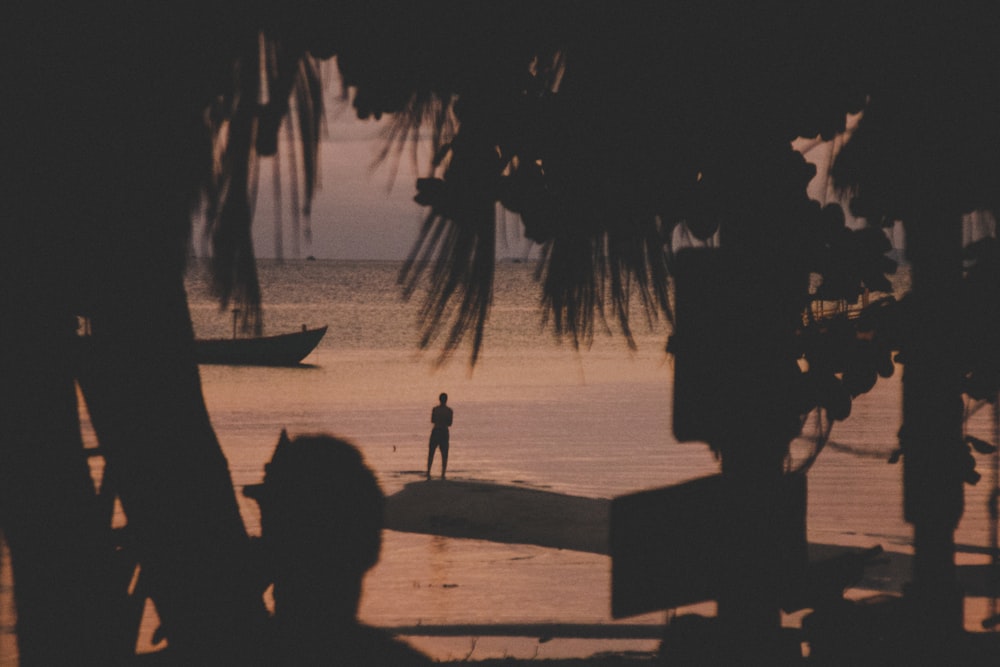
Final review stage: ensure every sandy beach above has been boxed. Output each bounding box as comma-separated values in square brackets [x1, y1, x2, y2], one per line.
[378, 477, 889, 663]
[386, 477, 1000, 599]
[380, 478, 1000, 663]
[6, 477, 998, 664]
[385, 478, 918, 591]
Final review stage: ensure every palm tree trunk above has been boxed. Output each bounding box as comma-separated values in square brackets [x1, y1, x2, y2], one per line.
[1, 298, 122, 665]
[718, 445, 787, 645]
[77, 240, 268, 662]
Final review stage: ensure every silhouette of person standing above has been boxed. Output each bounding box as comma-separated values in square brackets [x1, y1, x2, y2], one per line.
[244, 431, 431, 665]
[427, 393, 453, 479]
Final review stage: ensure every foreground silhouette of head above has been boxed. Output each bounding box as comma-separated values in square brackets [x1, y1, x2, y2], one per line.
[245, 431, 430, 664]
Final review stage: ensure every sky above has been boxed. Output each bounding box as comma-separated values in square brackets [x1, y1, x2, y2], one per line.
[246, 91, 536, 261]
[250, 106, 430, 261]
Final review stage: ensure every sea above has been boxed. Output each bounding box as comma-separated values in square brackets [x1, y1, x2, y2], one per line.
[2, 258, 998, 662]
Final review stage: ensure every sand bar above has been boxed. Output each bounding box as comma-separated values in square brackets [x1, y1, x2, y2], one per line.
[386, 479, 609, 555]
[385, 478, 998, 599]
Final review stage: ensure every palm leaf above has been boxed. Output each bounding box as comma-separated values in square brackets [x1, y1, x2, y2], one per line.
[202, 31, 325, 330]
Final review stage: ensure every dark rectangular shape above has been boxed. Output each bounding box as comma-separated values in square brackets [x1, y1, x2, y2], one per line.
[610, 473, 806, 618]
[670, 248, 735, 444]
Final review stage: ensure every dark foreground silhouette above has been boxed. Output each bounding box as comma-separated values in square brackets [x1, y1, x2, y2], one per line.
[244, 431, 431, 665]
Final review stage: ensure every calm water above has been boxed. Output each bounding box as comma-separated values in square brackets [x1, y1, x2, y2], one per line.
[3, 259, 998, 662]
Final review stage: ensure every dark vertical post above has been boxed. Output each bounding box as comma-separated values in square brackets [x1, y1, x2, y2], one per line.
[672, 247, 803, 659]
[901, 213, 965, 644]
[718, 250, 801, 657]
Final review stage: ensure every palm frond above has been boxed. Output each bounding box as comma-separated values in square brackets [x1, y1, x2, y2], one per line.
[388, 29, 678, 364]
[538, 212, 671, 352]
[202, 31, 325, 330]
[391, 95, 506, 365]
[205, 35, 264, 335]
[399, 180, 497, 365]
[374, 93, 458, 191]
[294, 57, 324, 216]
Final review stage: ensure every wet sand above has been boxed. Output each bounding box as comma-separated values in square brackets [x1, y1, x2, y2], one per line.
[7, 479, 997, 665]
[385, 478, 917, 593]
[380, 479, 1000, 662]
[384, 478, 998, 611]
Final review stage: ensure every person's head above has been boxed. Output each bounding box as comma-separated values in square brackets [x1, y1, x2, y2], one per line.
[244, 431, 384, 614]
[439, 392, 448, 404]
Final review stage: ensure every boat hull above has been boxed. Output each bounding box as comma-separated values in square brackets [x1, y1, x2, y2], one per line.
[195, 326, 327, 366]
